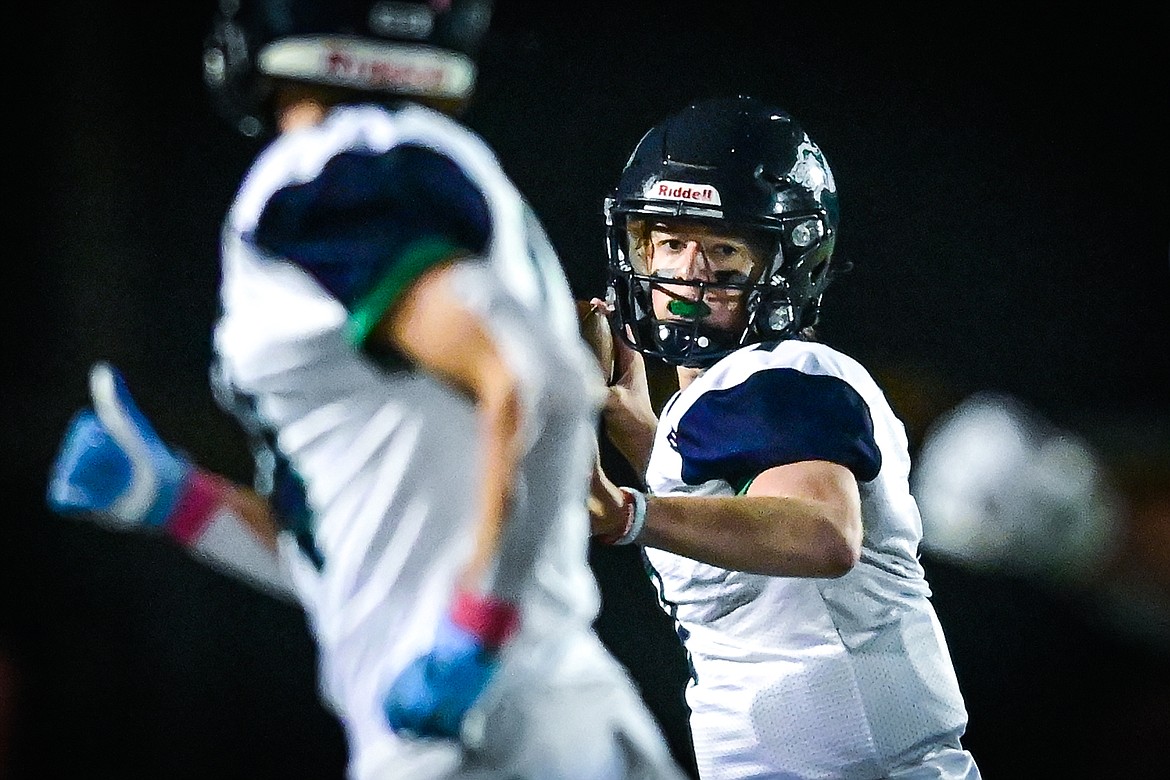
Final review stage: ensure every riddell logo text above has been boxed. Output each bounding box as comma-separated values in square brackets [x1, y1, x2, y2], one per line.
[647, 180, 722, 205]
[326, 51, 446, 90]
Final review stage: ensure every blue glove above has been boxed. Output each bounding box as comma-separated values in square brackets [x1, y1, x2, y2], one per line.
[383, 591, 520, 740]
[47, 362, 190, 529]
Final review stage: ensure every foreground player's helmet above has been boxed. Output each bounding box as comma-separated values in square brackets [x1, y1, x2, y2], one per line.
[912, 392, 1121, 585]
[202, 0, 494, 137]
[604, 95, 840, 368]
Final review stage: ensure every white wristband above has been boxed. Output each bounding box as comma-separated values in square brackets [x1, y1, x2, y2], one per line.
[609, 487, 647, 546]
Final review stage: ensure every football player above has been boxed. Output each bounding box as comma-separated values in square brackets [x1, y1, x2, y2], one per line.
[46, 1, 687, 778]
[588, 96, 983, 779]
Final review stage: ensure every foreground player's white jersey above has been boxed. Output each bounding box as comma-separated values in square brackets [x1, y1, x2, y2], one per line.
[645, 339, 971, 780]
[210, 104, 629, 777]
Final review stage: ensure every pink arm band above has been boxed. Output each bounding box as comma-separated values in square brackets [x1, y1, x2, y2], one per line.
[450, 589, 521, 649]
[165, 469, 232, 545]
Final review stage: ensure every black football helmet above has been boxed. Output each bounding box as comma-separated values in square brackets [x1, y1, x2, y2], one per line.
[604, 95, 841, 368]
[202, 0, 493, 137]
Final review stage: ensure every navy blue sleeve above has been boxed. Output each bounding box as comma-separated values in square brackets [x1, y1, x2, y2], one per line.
[253, 144, 491, 312]
[672, 367, 881, 488]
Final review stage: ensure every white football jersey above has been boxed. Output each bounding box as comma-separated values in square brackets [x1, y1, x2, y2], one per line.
[210, 104, 628, 776]
[644, 339, 974, 779]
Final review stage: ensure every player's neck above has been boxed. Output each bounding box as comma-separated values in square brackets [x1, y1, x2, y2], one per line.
[278, 100, 328, 132]
[273, 84, 334, 133]
[677, 365, 703, 391]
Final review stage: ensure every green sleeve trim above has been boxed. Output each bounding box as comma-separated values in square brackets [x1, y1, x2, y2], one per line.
[345, 237, 465, 348]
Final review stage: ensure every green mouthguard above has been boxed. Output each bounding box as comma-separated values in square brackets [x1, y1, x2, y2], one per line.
[667, 299, 712, 318]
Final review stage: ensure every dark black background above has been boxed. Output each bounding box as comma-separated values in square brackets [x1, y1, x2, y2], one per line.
[5, 2, 1168, 778]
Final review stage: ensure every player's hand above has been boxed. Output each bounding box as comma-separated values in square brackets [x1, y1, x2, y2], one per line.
[592, 299, 658, 472]
[576, 298, 616, 384]
[382, 591, 519, 740]
[47, 361, 190, 529]
[587, 450, 629, 540]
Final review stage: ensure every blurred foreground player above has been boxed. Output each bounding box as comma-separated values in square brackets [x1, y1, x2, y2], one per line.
[46, 1, 686, 778]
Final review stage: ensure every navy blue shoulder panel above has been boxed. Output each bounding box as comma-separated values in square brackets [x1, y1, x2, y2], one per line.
[253, 144, 491, 310]
[673, 367, 881, 487]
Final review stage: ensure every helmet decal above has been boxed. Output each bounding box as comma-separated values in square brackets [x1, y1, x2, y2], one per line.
[644, 181, 722, 206]
[258, 38, 476, 99]
[791, 136, 835, 203]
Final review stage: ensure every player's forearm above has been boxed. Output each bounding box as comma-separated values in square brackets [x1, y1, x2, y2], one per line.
[639, 494, 859, 577]
[461, 378, 525, 593]
[167, 469, 295, 598]
[602, 400, 658, 476]
[213, 478, 282, 549]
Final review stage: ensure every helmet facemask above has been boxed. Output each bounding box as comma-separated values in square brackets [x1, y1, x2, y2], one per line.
[606, 216, 779, 367]
[606, 209, 835, 369]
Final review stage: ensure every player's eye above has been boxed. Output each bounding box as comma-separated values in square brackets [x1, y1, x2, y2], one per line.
[712, 270, 749, 285]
